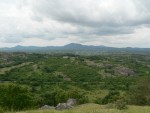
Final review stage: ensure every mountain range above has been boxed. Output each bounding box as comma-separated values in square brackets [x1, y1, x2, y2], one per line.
[0, 43, 150, 53]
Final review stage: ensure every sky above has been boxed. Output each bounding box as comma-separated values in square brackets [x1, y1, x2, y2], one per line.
[0, 0, 150, 48]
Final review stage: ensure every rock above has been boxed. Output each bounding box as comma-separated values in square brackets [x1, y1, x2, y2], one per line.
[40, 105, 55, 110]
[63, 56, 69, 59]
[55, 103, 72, 110]
[66, 98, 77, 106]
[114, 66, 135, 76]
[55, 98, 77, 110]
[85, 60, 102, 67]
[103, 64, 113, 69]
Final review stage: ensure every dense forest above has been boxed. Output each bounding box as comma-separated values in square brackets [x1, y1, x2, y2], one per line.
[0, 52, 150, 112]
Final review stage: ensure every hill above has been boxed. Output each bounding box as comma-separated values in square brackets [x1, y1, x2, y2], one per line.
[0, 43, 150, 53]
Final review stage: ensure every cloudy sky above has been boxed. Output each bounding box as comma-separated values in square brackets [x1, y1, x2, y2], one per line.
[0, 0, 150, 48]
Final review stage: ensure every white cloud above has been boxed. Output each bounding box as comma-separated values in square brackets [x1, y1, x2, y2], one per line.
[0, 0, 150, 47]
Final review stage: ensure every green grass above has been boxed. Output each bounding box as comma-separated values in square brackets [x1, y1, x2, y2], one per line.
[0, 62, 32, 74]
[9, 103, 150, 113]
[86, 90, 108, 102]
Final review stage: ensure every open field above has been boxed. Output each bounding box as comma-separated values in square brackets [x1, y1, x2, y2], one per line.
[9, 104, 150, 113]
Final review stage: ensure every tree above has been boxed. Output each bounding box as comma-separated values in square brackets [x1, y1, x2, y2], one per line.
[127, 76, 150, 105]
[0, 84, 34, 111]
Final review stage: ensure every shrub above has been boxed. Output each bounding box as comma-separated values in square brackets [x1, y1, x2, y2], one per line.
[115, 99, 127, 110]
[0, 84, 34, 111]
[127, 76, 150, 105]
[95, 98, 102, 104]
[67, 89, 89, 104]
[101, 90, 121, 104]
[0, 107, 4, 113]
[40, 89, 67, 106]
[78, 96, 89, 104]
[105, 99, 127, 110]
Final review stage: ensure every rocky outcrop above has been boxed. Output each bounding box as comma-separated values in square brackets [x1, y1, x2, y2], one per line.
[40, 98, 77, 110]
[55, 103, 72, 110]
[114, 66, 135, 76]
[67, 98, 77, 106]
[40, 105, 55, 110]
[55, 98, 77, 110]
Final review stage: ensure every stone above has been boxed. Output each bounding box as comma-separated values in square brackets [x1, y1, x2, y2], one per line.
[66, 98, 77, 106]
[40, 105, 55, 110]
[114, 66, 135, 76]
[55, 103, 72, 110]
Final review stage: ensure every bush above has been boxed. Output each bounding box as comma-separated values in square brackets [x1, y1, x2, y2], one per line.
[105, 99, 127, 110]
[127, 76, 150, 105]
[0, 84, 34, 111]
[40, 88, 67, 106]
[115, 99, 127, 110]
[96, 90, 128, 110]
[78, 96, 89, 104]
[101, 90, 121, 104]
[95, 98, 102, 104]
[67, 89, 89, 104]
[0, 107, 4, 113]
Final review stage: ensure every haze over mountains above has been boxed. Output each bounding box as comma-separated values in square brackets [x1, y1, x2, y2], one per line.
[0, 43, 150, 53]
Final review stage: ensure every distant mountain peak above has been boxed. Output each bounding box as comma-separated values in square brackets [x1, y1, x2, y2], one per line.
[64, 43, 83, 47]
[13, 45, 25, 49]
[15, 45, 23, 47]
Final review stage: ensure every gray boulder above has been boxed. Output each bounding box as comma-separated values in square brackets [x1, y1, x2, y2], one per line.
[40, 105, 55, 110]
[66, 98, 77, 106]
[55, 103, 72, 110]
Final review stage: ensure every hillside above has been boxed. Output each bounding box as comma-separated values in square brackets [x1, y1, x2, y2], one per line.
[0, 52, 150, 112]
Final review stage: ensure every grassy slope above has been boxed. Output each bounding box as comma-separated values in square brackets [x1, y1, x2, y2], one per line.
[0, 62, 32, 74]
[10, 104, 150, 113]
